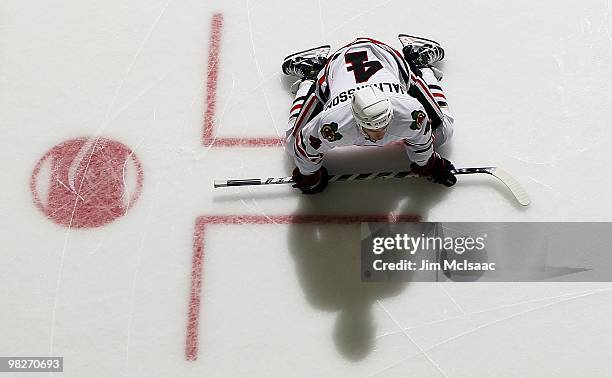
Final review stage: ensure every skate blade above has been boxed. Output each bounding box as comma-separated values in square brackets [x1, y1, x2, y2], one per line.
[283, 45, 331, 62]
[398, 34, 440, 47]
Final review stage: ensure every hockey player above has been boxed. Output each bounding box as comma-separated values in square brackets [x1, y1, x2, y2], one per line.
[282, 35, 456, 194]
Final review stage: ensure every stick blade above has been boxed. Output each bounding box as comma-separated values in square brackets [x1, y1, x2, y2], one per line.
[213, 180, 227, 188]
[490, 168, 531, 206]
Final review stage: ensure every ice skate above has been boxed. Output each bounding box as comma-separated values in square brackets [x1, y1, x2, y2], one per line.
[398, 34, 445, 67]
[281, 45, 331, 81]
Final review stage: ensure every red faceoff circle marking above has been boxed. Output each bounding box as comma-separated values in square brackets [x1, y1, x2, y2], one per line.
[31, 137, 144, 228]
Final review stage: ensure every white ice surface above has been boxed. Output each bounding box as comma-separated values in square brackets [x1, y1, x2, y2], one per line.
[1, 0, 612, 377]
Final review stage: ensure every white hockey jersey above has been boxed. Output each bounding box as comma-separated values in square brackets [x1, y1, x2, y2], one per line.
[287, 38, 447, 174]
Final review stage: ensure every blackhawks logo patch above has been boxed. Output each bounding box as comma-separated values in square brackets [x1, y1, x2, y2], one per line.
[321, 122, 343, 142]
[410, 110, 427, 130]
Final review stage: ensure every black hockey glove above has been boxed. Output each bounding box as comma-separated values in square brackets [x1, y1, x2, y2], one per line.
[292, 166, 329, 194]
[410, 153, 457, 187]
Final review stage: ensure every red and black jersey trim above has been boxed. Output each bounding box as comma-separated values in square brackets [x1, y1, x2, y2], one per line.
[316, 72, 330, 103]
[289, 95, 308, 121]
[404, 136, 433, 147]
[290, 82, 325, 163]
[414, 144, 433, 154]
[293, 126, 322, 163]
[292, 95, 308, 104]
[427, 84, 448, 108]
[296, 129, 323, 161]
[290, 103, 302, 113]
[292, 82, 323, 136]
[409, 74, 444, 129]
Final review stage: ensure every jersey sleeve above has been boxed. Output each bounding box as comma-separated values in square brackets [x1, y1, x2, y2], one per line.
[394, 105, 435, 166]
[290, 116, 336, 175]
[408, 73, 445, 130]
[286, 82, 332, 175]
[403, 126, 434, 166]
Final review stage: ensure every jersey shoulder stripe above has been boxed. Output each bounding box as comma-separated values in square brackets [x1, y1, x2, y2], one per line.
[409, 73, 444, 127]
[293, 83, 323, 137]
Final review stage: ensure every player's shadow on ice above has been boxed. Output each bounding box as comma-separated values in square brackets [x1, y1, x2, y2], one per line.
[286, 145, 452, 361]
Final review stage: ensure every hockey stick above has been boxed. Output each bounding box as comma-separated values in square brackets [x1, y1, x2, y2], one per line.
[214, 167, 530, 206]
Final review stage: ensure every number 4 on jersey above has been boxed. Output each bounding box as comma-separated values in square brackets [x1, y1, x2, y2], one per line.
[345, 51, 383, 83]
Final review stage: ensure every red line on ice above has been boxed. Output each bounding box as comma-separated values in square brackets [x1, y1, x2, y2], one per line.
[202, 13, 284, 147]
[185, 213, 420, 361]
[202, 13, 223, 145]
